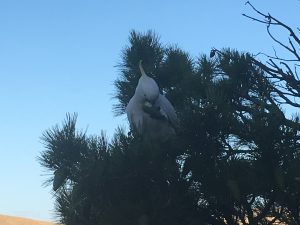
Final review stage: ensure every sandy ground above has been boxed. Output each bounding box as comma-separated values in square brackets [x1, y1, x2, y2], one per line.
[0, 214, 57, 225]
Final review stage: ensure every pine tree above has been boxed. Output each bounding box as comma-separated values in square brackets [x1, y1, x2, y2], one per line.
[39, 29, 300, 224]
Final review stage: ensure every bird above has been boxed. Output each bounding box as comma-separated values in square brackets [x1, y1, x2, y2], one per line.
[125, 60, 178, 141]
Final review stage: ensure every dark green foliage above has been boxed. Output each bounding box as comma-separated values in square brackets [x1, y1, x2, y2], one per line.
[39, 31, 300, 225]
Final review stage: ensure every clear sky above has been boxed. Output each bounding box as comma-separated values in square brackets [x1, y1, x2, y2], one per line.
[0, 0, 299, 222]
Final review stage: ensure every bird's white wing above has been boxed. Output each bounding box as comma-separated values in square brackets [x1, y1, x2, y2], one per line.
[155, 94, 179, 128]
[126, 95, 144, 133]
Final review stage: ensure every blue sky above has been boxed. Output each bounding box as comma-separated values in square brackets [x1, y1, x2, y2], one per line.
[0, 0, 299, 222]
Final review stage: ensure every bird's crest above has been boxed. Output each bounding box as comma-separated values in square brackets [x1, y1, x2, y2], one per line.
[139, 60, 147, 77]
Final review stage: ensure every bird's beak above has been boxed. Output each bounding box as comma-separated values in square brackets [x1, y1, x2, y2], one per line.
[144, 101, 153, 108]
[147, 99, 156, 105]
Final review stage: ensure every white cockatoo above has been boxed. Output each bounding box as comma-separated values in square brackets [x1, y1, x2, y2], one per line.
[126, 60, 178, 141]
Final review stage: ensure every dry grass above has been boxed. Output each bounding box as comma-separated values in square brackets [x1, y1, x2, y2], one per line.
[0, 214, 57, 225]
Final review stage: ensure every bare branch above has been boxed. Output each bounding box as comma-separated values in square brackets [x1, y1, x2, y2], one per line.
[295, 65, 300, 80]
[245, 1, 271, 21]
[254, 51, 298, 62]
[245, 1, 300, 45]
[288, 38, 300, 61]
[272, 88, 300, 107]
[266, 26, 296, 58]
[269, 16, 300, 47]
[244, 1, 300, 62]
[280, 61, 295, 76]
[242, 13, 274, 25]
